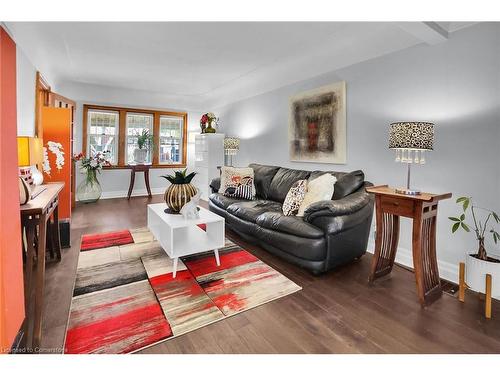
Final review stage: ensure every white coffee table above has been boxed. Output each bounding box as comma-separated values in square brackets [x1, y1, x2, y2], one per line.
[147, 203, 225, 278]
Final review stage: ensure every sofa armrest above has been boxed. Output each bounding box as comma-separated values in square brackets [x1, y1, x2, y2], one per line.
[210, 177, 221, 194]
[303, 182, 373, 223]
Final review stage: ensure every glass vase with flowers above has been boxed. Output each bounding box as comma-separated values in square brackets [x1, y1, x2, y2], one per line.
[73, 151, 111, 203]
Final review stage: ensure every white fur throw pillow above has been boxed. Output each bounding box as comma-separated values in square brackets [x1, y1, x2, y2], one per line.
[219, 166, 255, 200]
[297, 173, 337, 217]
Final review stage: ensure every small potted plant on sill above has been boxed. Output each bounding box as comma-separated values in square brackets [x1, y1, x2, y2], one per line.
[133, 129, 154, 164]
[160, 169, 197, 214]
[449, 196, 500, 299]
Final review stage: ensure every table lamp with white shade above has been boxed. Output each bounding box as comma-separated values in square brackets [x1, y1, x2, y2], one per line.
[389, 122, 434, 195]
[224, 137, 240, 167]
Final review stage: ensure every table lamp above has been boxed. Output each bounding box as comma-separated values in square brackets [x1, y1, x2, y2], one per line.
[224, 137, 240, 167]
[388, 122, 434, 195]
[17, 136, 44, 185]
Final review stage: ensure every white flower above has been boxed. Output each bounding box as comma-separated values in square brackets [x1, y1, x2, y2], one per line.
[90, 159, 98, 168]
[47, 141, 65, 171]
[42, 147, 51, 175]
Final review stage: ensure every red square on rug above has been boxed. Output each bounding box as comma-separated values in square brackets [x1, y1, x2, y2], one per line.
[80, 230, 134, 251]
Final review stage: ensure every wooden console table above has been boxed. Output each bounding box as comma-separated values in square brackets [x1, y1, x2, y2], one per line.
[20, 182, 64, 350]
[366, 185, 452, 306]
[127, 163, 152, 199]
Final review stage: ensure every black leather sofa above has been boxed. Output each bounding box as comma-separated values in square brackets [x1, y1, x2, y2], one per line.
[208, 164, 374, 274]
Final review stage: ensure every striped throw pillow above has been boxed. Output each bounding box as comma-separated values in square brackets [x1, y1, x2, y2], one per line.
[219, 167, 255, 200]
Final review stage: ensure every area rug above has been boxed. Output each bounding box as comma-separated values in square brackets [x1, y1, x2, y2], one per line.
[64, 228, 301, 354]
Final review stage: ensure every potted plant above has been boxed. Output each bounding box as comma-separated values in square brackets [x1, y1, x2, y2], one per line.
[160, 169, 197, 214]
[200, 112, 219, 134]
[73, 151, 111, 203]
[133, 129, 154, 163]
[449, 196, 500, 298]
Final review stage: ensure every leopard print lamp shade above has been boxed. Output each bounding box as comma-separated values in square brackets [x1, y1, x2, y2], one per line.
[388, 122, 434, 151]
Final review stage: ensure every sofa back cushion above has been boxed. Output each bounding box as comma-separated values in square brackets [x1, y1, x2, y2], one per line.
[268, 167, 311, 203]
[248, 163, 280, 199]
[332, 170, 365, 199]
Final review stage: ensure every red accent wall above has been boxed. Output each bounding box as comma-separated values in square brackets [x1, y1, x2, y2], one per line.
[0, 26, 25, 352]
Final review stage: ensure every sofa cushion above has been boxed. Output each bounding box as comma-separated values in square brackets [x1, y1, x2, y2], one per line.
[256, 212, 324, 239]
[268, 167, 311, 203]
[333, 170, 365, 200]
[249, 163, 280, 199]
[209, 193, 242, 210]
[227, 200, 282, 223]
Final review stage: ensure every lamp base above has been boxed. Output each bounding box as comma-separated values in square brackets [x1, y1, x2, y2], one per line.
[395, 187, 421, 196]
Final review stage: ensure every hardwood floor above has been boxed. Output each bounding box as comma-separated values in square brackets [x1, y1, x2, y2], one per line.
[40, 195, 500, 354]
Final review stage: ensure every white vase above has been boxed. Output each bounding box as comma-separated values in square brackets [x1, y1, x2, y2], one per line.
[133, 148, 148, 164]
[465, 254, 500, 298]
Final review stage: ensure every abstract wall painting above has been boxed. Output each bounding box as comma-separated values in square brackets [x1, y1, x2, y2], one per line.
[289, 81, 346, 164]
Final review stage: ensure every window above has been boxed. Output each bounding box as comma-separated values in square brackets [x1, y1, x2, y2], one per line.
[87, 110, 119, 165]
[126, 113, 154, 164]
[159, 115, 184, 165]
[83, 104, 187, 168]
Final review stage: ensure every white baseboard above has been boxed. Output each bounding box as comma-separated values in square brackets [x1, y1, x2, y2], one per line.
[76, 187, 164, 201]
[367, 240, 459, 284]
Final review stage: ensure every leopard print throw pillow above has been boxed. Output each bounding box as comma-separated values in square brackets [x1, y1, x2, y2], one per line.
[282, 179, 308, 216]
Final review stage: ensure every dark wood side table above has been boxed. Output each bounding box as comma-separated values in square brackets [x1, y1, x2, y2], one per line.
[366, 185, 452, 306]
[127, 163, 152, 199]
[20, 182, 64, 350]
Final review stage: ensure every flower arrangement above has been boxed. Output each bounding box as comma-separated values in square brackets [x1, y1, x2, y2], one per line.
[200, 112, 219, 133]
[73, 151, 111, 173]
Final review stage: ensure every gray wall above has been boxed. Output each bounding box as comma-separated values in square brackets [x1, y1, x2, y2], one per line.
[217, 23, 500, 280]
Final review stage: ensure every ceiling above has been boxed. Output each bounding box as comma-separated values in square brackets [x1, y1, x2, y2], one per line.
[5, 22, 476, 110]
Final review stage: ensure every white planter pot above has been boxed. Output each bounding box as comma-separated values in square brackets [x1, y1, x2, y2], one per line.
[465, 254, 500, 298]
[133, 148, 148, 164]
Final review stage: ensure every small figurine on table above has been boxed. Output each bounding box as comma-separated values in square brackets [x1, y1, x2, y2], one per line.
[180, 190, 201, 219]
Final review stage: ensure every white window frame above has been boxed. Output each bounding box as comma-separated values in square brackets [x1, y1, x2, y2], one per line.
[87, 109, 119, 165]
[159, 115, 184, 165]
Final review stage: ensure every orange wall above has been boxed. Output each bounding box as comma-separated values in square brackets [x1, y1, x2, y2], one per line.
[0, 27, 25, 352]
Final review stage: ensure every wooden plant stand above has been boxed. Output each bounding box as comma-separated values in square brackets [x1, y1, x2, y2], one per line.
[458, 262, 493, 319]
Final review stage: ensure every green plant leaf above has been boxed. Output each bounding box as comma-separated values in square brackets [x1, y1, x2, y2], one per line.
[456, 197, 467, 203]
[493, 212, 500, 223]
[462, 198, 470, 211]
[461, 223, 470, 232]
[452, 222, 460, 233]
[448, 217, 460, 222]
[460, 213, 465, 221]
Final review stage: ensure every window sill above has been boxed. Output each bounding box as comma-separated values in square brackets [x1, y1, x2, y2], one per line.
[103, 164, 187, 170]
